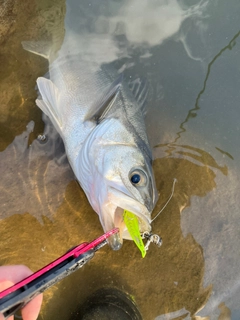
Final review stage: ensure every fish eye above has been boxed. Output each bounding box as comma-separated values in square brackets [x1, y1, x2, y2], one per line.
[129, 169, 147, 186]
[131, 174, 141, 184]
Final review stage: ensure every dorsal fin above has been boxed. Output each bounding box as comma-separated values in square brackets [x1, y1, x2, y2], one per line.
[84, 74, 123, 124]
[128, 78, 149, 116]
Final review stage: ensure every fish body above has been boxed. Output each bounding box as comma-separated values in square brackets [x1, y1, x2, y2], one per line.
[25, 44, 158, 250]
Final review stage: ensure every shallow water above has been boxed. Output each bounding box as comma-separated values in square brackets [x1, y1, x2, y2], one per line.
[0, 0, 240, 319]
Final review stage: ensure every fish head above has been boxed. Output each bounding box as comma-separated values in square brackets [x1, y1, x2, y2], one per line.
[94, 143, 158, 250]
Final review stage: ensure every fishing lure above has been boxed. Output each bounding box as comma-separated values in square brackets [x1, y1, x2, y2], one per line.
[123, 210, 147, 258]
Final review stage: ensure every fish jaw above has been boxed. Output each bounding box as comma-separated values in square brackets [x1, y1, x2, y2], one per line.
[100, 187, 152, 250]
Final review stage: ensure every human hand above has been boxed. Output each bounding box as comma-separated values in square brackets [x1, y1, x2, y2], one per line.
[0, 265, 43, 320]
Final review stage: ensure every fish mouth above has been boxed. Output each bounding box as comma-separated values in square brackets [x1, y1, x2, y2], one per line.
[103, 187, 152, 251]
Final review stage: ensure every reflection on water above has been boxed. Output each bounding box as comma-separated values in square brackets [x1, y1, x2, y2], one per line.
[154, 144, 228, 176]
[1, 0, 240, 319]
[0, 115, 74, 221]
[173, 29, 240, 146]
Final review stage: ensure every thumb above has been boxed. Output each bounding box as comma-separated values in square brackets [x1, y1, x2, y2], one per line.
[0, 280, 15, 320]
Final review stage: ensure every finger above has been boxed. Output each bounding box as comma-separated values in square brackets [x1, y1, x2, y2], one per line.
[0, 280, 14, 292]
[0, 265, 33, 283]
[0, 314, 14, 320]
[0, 265, 43, 320]
[21, 293, 43, 320]
[0, 280, 15, 320]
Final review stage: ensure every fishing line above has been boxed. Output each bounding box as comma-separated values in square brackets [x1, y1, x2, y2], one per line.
[151, 178, 177, 223]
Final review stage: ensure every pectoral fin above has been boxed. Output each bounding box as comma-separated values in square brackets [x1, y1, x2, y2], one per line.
[22, 41, 52, 60]
[84, 74, 123, 123]
[36, 77, 62, 133]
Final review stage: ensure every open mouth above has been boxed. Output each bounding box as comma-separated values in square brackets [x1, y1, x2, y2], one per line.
[106, 188, 152, 250]
[114, 206, 151, 239]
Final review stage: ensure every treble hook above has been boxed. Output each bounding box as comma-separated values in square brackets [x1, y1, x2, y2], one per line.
[142, 232, 162, 251]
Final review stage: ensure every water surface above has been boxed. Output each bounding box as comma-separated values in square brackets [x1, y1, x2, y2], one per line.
[0, 0, 240, 319]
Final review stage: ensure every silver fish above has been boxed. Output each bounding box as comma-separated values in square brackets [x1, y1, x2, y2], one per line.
[23, 43, 158, 250]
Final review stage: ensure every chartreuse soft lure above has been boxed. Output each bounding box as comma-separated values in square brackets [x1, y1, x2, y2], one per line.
[123, 210, 146, 258]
